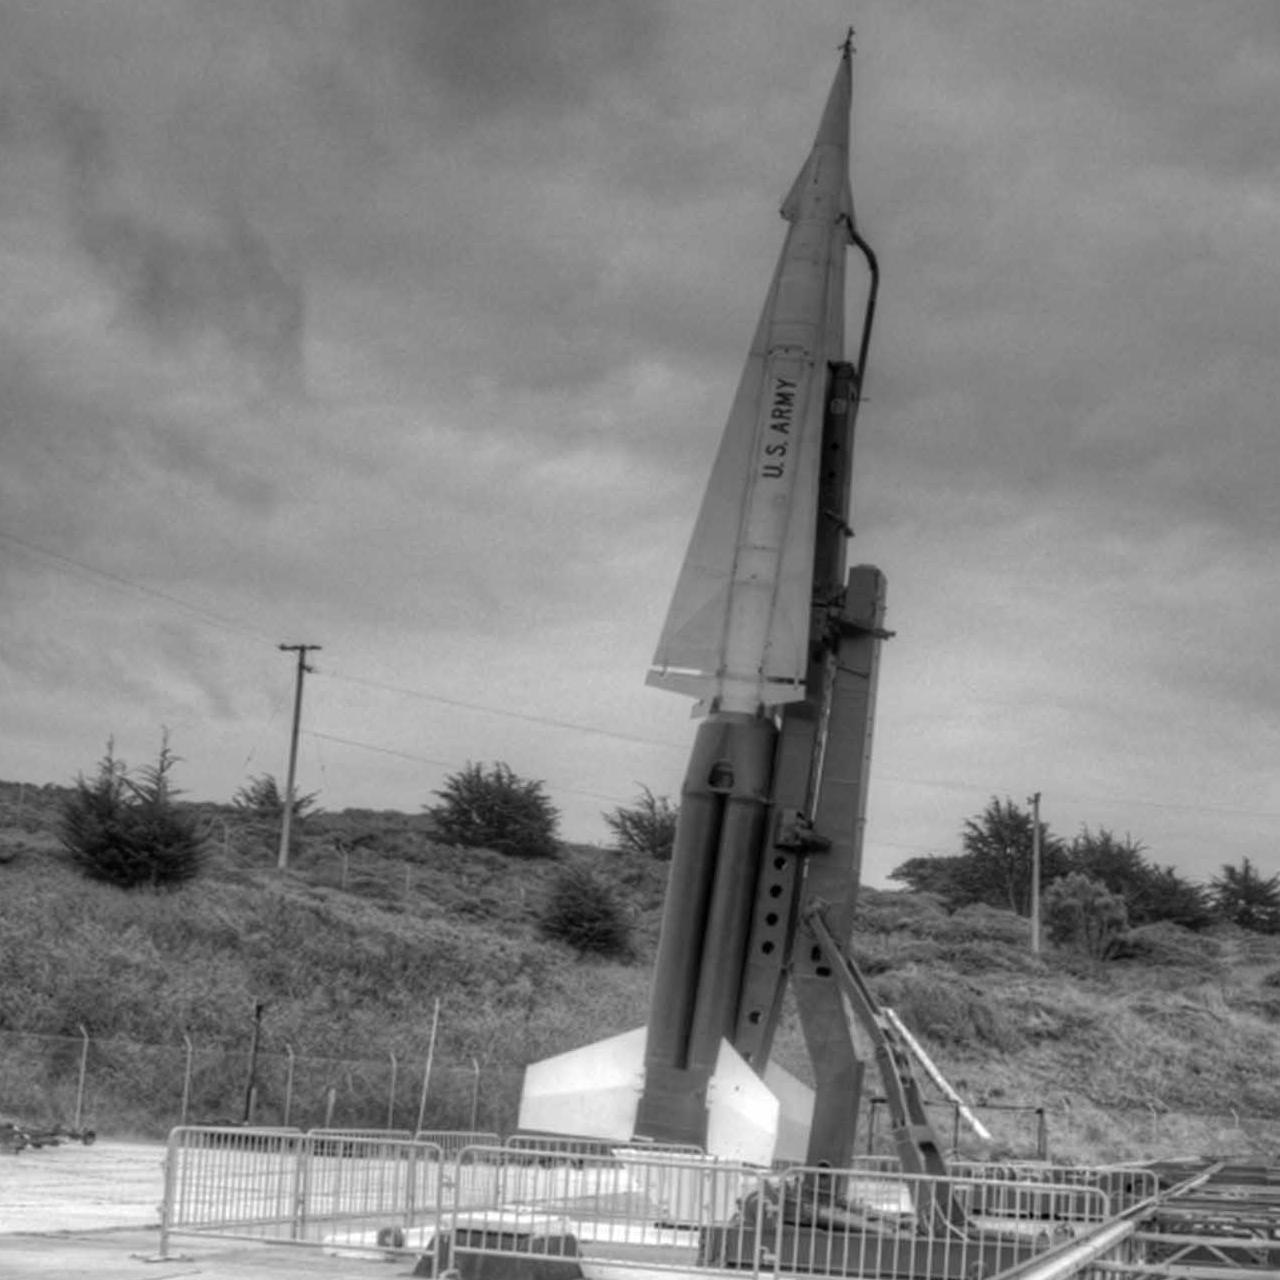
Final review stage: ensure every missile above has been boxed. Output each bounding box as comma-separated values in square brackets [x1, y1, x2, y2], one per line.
[521, 38, 873, 1166]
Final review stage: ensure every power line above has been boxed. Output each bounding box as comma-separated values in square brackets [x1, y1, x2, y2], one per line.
[8, 529, 1280, 827]
[0, 528, 277, 646]
[317, 667, 686, 750]
[302, 728, 634, 807]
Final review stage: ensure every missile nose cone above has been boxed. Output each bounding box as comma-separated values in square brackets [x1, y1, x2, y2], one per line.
[780, 45, 853, 225]
[811, 43, 852, 154]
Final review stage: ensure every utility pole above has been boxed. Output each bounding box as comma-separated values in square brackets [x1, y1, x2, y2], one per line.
[1028, 791, 1042, 955]
[277, 643, 321, 871]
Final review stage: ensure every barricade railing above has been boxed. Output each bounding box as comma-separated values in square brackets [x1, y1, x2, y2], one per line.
[161, 1130, 1133, 1276]
[503, 1132, 703, 1161]
[160, 1125, 447, 1266]
[946, 1160, 1160, 1216]
[442, 1147, 1117, 1280]
[418, 1128, 501, 1156]
[161, 1126, 304, 1248]
[446, 1144, 755, 1275]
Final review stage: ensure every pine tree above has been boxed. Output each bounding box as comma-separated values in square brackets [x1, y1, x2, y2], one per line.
[603, 786, 678, 860]
[60, 736, 205, 889]
[428, 762, 560, 859]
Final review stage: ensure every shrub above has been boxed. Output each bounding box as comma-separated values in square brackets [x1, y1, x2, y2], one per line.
[233, 773, 318, 821]
[1043, 873, 1128, 960]
[59, 738, 205, 889]
[1115, 921, 1222, 970]
[1211, 858, 1280, 934]
[541, 863, 633, 960]
[870, 971, 1020, 1052]
[428, 762, 560, 859]
[604, 786, 678, 860]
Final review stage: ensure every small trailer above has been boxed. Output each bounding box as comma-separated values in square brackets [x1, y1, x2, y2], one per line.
[1, 1120, 96, 1153]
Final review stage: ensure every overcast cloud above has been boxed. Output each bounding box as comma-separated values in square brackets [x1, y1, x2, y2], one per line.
[2, 1, 1278, 888]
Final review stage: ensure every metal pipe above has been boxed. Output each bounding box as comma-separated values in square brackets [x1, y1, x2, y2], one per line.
[386, 1052, 398, 1131]
[283, 1044, 295, 1128]
[73, 1024, 90, 1132]
[998, 1218, 1135, 1280]
[180, 1033, 194, 1125]
[415, 998, 441, 1135]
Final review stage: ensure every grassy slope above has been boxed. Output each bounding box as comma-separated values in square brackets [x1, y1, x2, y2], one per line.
[2, 780, 1278, 1161]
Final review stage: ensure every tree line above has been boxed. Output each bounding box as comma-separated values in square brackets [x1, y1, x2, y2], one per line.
[890, 795, 1280, 938]
[52, 735, 1279, 972]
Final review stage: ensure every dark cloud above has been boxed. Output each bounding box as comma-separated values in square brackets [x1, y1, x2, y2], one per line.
[54, 99, 304, 387]
[1, 0, 1278, 877]
[342, 0, 666, 123]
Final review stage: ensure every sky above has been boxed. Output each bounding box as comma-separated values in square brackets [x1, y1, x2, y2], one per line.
[1, 1, 1278, 890]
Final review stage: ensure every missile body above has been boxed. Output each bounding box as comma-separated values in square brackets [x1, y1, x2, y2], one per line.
[634, 46, 858, 1150]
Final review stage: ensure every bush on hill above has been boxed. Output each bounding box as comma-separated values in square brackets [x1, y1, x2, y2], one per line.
[428, 762, 560, 859]
[541, 862, 634, 960]
[1043, 873, 1128, 960]
[59, 739, 205, 890]
[233, 772, 319, 821]
[603, 786, 678, 860]
[870, 969, 1021, 1053]
[1116, 921, 1223, 970]
[1212, 857, 1280, 934]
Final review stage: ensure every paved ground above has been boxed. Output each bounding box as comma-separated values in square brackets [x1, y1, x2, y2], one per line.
[0, 1140, 423, 1277]
[0, 1139, 162, 1234]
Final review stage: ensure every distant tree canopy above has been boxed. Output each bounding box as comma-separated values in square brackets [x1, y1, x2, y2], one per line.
[1212, 857, 1280, 934]
[428, 762, 560, 860]
[890, 797, 1066, 917]
[889, 797, 1213, 931]
[603, 786, 678, 861]
[60, 737, 205, 889]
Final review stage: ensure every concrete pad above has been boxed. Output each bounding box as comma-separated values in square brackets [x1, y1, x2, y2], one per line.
[0, 1229, 420, 1277]
[0, 1139, 163, 1233]
[0, 1139, 424, 1276]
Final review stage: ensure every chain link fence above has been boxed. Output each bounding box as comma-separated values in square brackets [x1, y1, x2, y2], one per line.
[6, 1027, 1280, 1161]
[0, 1028, 522, 1138]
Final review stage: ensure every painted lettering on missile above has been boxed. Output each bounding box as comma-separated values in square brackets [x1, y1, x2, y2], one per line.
[761, 377, 797, 479]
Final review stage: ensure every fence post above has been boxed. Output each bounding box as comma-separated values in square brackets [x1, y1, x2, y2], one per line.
[291, 1132, 310, 1242]
[180, 1033, 194, 1125]
[415, 999, 441, 1135]
[73, 1024, 90, 1132]
[469, 1058, 480, 1131]
[158, 1128, 181, 1258]
[284, 1044, 296, 1128]
[387, 1052, 399, 1131]
[242, 1001, 265, 1124]
[1035, 1106, 1048, 1160]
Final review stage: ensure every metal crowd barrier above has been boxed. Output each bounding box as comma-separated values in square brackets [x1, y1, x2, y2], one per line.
[441, 1146, 1115, 1280]
[417, 1128, 501, 1156]
[161, 1129, 1131, 1277]
[159, 1126, 447, 1264]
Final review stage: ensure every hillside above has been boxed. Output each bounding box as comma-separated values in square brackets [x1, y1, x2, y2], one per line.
[2, 779, 1279, 1163]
